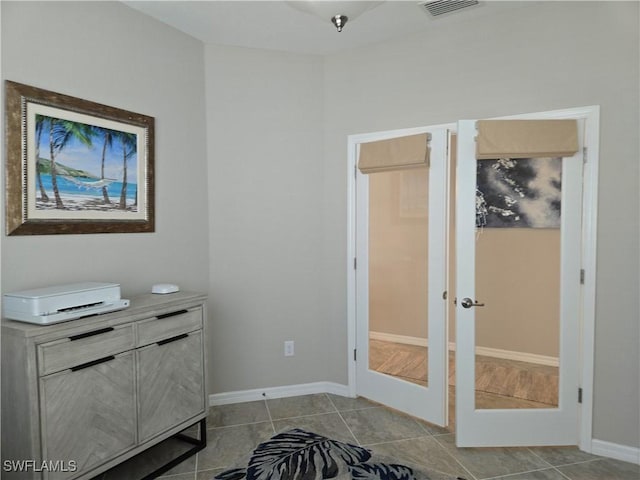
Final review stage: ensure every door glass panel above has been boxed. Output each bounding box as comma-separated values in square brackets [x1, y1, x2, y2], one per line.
[368, 168, 429, 388]
[474, 157, 560, 409]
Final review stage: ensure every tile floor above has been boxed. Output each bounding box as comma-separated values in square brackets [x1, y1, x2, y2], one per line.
[98, 394, 639, 480]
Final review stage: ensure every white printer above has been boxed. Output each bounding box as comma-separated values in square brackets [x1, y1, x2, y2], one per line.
[3, 282, 130, 325]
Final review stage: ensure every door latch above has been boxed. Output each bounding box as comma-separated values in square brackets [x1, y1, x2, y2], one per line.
[460, 297, 485, 308]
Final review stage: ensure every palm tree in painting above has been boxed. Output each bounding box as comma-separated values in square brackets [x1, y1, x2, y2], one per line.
[35, 115, 49, 202]
[117, 132, 137, 209]
[94, 127, 114, 204]
[47, 119, 93, 208]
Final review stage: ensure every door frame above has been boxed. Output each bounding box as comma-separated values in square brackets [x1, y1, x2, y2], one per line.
[346, 105, 599, 452]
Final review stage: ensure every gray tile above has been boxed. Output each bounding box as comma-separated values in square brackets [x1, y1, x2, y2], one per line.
[198, 422, 275, 471]
[528, 446, 602, 467]
[164, 458, 198, 477]
[340, 406, 428, 445]
[414, 417, 451, 436]
[369, 436, 473, 479]
[196, 468, 225, 480]
[158, 474, 196, 480]
[207, 400, 269, 427]
[272, 412, 358, 444]
[556, 458, 640, 480]
[435, 434, 551, 479]
[492, 468, 568, 479]
[414, 470, 465, 480]
[267, 394, 336, 419]
[327, 393, 380, 412]
[181, 424, 201, 438]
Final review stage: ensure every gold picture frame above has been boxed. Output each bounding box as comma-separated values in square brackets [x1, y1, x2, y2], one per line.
[5, 81, 155, 235]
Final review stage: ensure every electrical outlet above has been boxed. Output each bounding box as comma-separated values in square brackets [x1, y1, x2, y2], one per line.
[284, 340, 295, 357]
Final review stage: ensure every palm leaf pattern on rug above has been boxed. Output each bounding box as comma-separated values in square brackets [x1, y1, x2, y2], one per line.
[214, 429, 429, 480]
[250, 429, 371, 480]
[351, 463, 417, 480]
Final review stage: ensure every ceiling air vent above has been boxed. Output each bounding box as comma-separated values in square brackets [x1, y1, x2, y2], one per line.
[421, 0, 479, 17]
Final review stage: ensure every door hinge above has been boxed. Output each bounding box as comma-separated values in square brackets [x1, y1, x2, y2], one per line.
[580, 269, 585, 285]
[583, 147, 588, 163]
[354, 257, 357, 270]
[353, 349, 357, 361]
[578, 387, 583, 404]
[354, 164, 358, 179]
[442, 290, 448, 300]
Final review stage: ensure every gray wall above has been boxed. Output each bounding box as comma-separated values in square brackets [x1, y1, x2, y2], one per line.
[205, 45, 327, 392]
[1, 1, 209, 297]
[323, 1, 639, 449]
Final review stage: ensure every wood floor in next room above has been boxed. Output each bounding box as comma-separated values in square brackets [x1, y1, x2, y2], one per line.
[370, 339, 559, 426]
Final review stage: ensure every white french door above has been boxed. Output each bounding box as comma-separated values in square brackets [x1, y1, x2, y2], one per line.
[454, 118, 584, 446]
[355, 127, 449, 426]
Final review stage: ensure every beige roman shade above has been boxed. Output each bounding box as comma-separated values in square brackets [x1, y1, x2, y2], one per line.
[476, 119, 579, 159]
[358, 133, 430, 174]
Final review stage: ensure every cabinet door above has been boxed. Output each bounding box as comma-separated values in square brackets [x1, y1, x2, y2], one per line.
[137, 331, 205, 442]
[39, 352, 136, 479]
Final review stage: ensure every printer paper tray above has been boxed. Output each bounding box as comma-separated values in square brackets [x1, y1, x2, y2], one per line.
[4, 299, 130, 325]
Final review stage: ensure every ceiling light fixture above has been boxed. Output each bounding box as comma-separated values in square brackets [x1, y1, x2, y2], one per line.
[286, 1, 384, 32]
[331, 14, 349, 32]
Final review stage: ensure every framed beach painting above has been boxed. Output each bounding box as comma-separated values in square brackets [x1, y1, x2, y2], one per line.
[5, 81, 154, 235]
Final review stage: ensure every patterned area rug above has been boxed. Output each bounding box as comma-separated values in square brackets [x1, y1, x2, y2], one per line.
[214, 429, 454, 480]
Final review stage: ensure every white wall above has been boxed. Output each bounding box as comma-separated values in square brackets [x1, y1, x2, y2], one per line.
[205, 45, 327, 392]
[1, 1, 209, 298]
[323, 1, 639, 449]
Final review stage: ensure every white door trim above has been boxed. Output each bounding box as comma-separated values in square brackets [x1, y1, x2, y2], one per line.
[346, 106, 598, 452]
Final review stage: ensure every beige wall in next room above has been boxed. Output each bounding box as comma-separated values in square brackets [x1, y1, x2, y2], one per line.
[368, 154, 561, 359]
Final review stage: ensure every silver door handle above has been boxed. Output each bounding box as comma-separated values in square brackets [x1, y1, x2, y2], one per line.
[461, 297, 485, 308]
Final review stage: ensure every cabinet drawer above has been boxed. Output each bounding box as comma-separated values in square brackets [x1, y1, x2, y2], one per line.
[37, 324, 135, 376]
[137, 307, 202, 346]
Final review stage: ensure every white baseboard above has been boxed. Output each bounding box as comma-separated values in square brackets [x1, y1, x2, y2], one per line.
[209, 381, 351, 406]
[369, 331, 428, 347]
[370, 331, 559, 367]
[591, 439, 640, 465]
[472, 345, 559, 367]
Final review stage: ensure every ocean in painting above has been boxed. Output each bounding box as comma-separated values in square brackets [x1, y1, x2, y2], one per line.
[36, 174, 137, 211]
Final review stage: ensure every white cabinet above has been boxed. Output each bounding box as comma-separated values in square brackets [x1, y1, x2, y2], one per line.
[1, 292, 207, 480]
